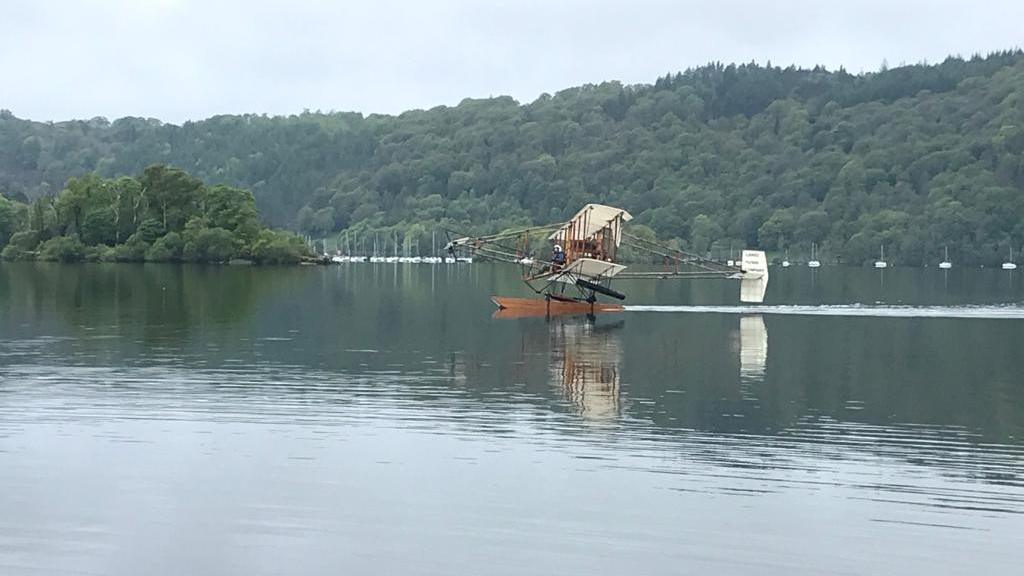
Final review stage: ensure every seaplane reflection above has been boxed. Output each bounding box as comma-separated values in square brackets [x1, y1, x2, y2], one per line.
[738, 314, 768, 383]
[724, 314, 770, 424]
[548, 319, 624, 422]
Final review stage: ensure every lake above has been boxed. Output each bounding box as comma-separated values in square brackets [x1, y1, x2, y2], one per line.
[1, 262, 1022, 575]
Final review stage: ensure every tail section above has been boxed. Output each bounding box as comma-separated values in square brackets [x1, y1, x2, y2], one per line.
[739, 250, 769, 303]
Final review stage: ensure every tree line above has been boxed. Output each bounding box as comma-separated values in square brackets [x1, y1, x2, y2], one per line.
[1, 50, 1023, 265]
[0, 165, 309, 264]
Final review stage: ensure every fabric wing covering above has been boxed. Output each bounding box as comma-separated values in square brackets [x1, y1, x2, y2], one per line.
[549, 204, 633, 246]
[557, 258, 627, 281]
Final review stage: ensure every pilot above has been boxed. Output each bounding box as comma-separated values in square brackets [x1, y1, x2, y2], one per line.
[552, 244, 567, 268]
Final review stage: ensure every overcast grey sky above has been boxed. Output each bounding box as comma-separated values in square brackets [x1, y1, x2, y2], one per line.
[2, 0, 1021, 124]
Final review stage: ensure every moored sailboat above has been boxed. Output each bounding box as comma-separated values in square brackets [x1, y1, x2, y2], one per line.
[808, 243, 821, 268]
[1003, 246, 1017, 270]
[939, 246, 952, 269]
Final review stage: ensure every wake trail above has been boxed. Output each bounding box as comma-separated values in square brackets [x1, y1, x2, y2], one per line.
[623, 304, 1024, 319]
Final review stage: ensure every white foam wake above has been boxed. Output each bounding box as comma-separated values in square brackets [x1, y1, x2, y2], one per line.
[624, 304, 1024, 319]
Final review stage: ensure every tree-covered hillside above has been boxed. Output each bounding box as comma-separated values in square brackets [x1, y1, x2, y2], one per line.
[2, 51, 1023, 265]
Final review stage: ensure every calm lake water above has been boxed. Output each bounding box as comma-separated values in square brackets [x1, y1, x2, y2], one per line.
[1, 262, 1023, 575]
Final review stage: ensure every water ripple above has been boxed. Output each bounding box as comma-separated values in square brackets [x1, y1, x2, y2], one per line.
[626, 304, 1024, 319]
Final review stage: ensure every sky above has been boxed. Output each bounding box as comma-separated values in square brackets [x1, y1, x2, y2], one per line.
[2, 0, 1022, 124]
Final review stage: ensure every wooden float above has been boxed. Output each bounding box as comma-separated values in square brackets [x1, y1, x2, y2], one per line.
[491, 296, 624, 319]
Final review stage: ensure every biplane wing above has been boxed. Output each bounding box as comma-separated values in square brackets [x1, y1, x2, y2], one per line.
[549, 204, 632, 245]
[539, 258, 626, 284]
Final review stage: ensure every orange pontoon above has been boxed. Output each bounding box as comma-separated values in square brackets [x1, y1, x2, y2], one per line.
[491, 296, 624, 319]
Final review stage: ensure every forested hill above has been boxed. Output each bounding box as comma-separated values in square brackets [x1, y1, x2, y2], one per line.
[2, 50, 1024, 265]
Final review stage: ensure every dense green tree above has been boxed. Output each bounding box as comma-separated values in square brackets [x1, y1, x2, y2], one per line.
[204, 184, 260, 242]
[182, 219, 239, 263]
[139, 165, 203, 233]
[0, 194, 27, 246]
[690, 214, 722, 254]
[758, 208, 797, 250]
[112, 233, 149, 262]
[1, 230, 39, 260]
[251, 229, 307, 264]
[81, 206, 117, 245]
[145, 232, 184, 262]
[111, 176, 145, 243]
[38, 235, 86, 262]
[135, 218, 165, 244]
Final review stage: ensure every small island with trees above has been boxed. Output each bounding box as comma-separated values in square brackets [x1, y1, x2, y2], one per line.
[0, 165, 309, 264]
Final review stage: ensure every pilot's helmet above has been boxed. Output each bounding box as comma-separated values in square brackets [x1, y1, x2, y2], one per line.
[553, 245, 563, 252]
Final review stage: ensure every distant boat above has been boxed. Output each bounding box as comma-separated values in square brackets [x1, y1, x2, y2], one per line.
[939, 246, 952, 269]
[1003, 247, 1017, 270]
[874, 245, 888, 269]
[808, 243, 821, 268]
[781, 248, 790, 268]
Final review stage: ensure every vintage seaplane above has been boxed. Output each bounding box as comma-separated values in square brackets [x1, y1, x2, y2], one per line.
[445, 204, 769, 318]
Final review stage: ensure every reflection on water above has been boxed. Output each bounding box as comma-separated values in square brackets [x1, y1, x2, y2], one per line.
[549, 320, 623, 421]
[1, 263, 1023, 576]
[737, 314, 768, 382]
